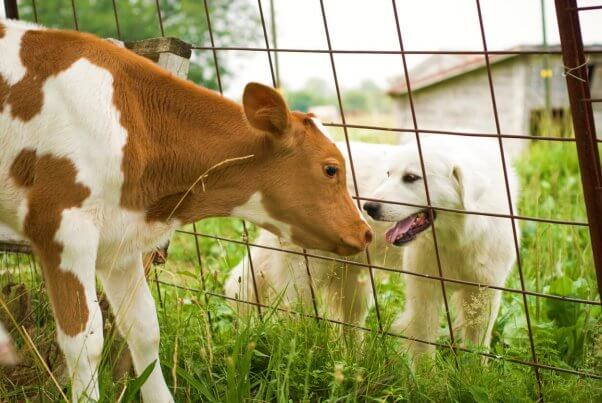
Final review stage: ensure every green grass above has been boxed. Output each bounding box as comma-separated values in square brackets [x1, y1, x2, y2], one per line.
[1, 139, 601, 402]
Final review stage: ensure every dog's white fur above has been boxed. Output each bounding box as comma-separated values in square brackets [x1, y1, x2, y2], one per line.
[226, 136, 519, 360]
[370, 135, 519, 359]
[225, 142, 401, 326]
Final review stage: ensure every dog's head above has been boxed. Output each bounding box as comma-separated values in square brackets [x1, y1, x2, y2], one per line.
[362, 141, 486, 246]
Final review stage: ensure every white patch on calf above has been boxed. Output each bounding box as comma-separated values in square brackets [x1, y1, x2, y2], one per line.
[231, 192, 292, 241]
[96, 209, 180, 269]
[55, 208, 99, 274]
[311, 117, 334, 142]
[0, 321, 17, 365]
[34, 59, 128, 205]
[0, 21, 30, 85]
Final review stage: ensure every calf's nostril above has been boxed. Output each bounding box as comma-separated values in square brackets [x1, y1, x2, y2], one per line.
[364, 228, 373, 245]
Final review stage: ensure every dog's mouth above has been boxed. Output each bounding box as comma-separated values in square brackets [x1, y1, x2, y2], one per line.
[384, 209, 435, 246]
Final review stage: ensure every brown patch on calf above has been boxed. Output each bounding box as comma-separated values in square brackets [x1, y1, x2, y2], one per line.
[10, 149, 92, 336]
[9, 149, 36, 187]
[0, 22, 5, 38]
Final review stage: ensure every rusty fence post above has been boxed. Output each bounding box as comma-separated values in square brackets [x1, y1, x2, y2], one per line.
[555, 0, 602, 298]
[3, 0, 18, 19]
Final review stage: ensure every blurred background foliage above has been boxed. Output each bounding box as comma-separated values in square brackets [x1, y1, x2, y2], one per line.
[17, 0, 260, 90]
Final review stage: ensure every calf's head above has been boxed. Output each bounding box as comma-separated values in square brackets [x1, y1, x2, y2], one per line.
[239, 83, 372, 256]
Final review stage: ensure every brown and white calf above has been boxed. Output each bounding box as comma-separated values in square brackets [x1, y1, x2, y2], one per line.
[0, 20, 371, 402]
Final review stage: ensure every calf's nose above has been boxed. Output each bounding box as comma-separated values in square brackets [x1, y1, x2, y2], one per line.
[363, 202, 381, 219]
[338, 221, 373, 255]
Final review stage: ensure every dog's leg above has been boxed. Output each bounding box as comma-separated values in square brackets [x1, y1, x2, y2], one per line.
[338, 264, 370, 327]
[98, 254, 172, 403]
[393, 244, 442, 362]
[226, 235, 283, 316]
[483, 289, 502, 348]
[30, 211, 103, 401]
[225, 254, 257, 316]
[321, 263, 370, 340]
[455, 286, 502, 350]
[392, 275, 442, 361]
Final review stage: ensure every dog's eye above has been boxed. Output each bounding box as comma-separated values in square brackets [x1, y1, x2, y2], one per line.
[402, 173, 421, 183]
[387, 171, 390, 177]
[324, 165, 338, 178]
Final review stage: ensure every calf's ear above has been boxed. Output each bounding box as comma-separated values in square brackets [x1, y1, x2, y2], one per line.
[243, 83, 291, 136]
[452, 164, 487, 211]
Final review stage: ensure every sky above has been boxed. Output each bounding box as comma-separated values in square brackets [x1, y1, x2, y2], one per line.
[2, 0, 601, 98]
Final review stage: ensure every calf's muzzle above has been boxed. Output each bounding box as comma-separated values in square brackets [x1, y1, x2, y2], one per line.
[336, 221, 373, 256]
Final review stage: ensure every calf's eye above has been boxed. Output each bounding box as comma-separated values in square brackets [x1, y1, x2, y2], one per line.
[324, 165, 338, 178]
[402, 173, 421, 183]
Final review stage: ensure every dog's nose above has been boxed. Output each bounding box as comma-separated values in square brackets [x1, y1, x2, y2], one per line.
[363, 202, 381, 219]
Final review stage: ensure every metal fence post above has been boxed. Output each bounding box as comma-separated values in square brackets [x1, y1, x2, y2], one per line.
[3, 0, 18, 19]
[555, 0, 602, 298]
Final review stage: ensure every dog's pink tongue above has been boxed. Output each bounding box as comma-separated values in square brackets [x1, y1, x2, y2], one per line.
[385, 216, 415, 244]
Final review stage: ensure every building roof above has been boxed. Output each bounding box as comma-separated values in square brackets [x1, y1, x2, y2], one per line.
[388, 44, 602, 96]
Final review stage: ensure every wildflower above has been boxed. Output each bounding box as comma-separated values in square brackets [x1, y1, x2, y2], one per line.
[462, 287, 490, 328]
[226, 356, 235, 367]
[334, 363, 344, 384]
[355, 372, 364, 384]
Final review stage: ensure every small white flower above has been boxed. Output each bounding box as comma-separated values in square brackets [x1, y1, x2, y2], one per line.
[334, 363, 344, 383]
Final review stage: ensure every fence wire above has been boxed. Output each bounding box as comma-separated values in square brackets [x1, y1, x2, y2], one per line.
[2, 0, 602, 396]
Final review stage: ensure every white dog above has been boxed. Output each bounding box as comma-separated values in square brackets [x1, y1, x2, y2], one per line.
[363, 135, 519, 358]
[226, 135, 519, 359]
[225, 142, 401, 326]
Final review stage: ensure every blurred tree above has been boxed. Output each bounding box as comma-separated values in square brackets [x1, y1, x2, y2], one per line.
[16, 0, 260, 90]
[285, 78, 333, 112]
[342, 80, 391, 114]
[284, 89, 316, 112]
[341, 88, 368, 114]
[285, 78, 390, 114]
[303, 78, 332, 102]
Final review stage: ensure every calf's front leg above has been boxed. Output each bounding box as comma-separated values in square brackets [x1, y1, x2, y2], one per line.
[97, 254, 173, 403]
[30, 210, 103, 401]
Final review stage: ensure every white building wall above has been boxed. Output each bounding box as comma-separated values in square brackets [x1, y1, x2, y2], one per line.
[590, 62, 602, 138]
[393, 58, 523, 155]
[392, 54, 602, 142]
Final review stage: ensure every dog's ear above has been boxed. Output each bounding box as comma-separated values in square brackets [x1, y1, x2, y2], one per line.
[452, 164, 487, 211]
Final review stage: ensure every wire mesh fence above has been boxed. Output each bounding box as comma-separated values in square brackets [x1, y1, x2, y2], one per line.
[2, 0, 602, 400]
